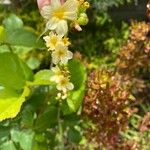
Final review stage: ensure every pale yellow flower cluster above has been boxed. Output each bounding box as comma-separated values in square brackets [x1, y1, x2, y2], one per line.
[43, 32, 74, 97]
[50, 66, 74, 99]
[41, 0, 89, 99]
[43, 32, 72, 64]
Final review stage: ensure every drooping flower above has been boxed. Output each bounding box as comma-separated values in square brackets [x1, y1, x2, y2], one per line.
[41, 0, 78, 36]
[50, 66, 63, 83]
[56, 76, 74, 92]
[43, 32, 61, 50]
[51, 42, 73, 64]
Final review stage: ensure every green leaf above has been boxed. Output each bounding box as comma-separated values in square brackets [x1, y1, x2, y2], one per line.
[19, 57, 34, 82]
[0, 86, 30, 121]
[18, 130, 35, 150]
[26, 86, 47, 109]
[10, 129, 20, 143]
[5, 28, 44, 48]
[0, 45, 10, 53]
[68, 128, 82, 144]
[35, 134, 46, 143]
[67, 86, 85, 112]
[33, 142, 47, 150]
[0, 86, 19, 99]
[26, 57, 41, 70]
[0, 26, 6, 42]
[0, 52, 33, 121]
[35, 106, 58, 131]
[2, 14, 44, 48]
[0, 52, 33, 90]
[62, 60, 87, 114]
[11, 129, 34, 150]
[68, 59, 86, 90]
[21, 105, 34, 127]
[3, 14, 23, 30]
[0, 141, 17, 150]
[33, 70, 53, 85]
[64, 114, 80, 127]
[0, 127, 10, 144]
[62, 86, 85, 115]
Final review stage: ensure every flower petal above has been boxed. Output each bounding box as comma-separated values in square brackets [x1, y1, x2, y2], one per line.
[41, 5, 52, 19]
[63, 0, 78, 12]
[46, 18, 58, 30]
[37, 0, 51, 10]
[61, 57, 68, 64]
[67, 82, 74, 90]
[52, 51, 60, 64]
[43, 35, 49, 41]
[67, 50, 73, 59]
[63, 0, 78, 20]
[63, 12, 77, 20]
[51, 0, 61, 8]
[55, 42, 68, 51]
[56, 84, 62, 91]
[51, 66, 59, 72]
[55, 20, 68, 36]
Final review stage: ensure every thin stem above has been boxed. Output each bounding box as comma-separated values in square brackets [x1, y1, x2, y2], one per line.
[50, 59, 53, 69]
[57, 103, 65, 150]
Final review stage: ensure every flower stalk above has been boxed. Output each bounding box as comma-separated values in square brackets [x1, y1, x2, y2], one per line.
[39, 0, 89, 100]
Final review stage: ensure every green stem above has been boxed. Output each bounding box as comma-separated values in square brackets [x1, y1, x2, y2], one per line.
[57, 104, 65, 150]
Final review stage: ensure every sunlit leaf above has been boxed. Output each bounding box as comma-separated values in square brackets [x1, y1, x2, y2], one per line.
[0, 86, 30, 121]
[33, 70, 53, 85]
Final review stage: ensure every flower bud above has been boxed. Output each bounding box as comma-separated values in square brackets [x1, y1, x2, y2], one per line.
[77, 13, 89, 25]
[84, 2, 90, 9]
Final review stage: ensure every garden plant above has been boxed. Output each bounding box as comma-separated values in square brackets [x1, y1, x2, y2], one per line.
[0, 0, 149, 150]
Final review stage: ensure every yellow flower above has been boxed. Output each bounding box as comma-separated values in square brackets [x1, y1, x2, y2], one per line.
[43, 32, 71, 50]
[50, 66, 63, 83]
[56, 76, 74, 92]
[41, 0, 78, 36]
[52, 42, 73, 64]
[62, 37, 71, 46]
[43, 32, 61, 50]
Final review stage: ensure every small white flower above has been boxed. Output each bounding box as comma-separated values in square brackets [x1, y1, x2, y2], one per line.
[43, 32, 71, 50]
[56, 76, 74, 92]
[41, 0, 78, 36]
[52, 43, 73, 64]
[43, 32, 61, 50]
[57, 92, 68, 100]
[50, 66, 63, 83]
